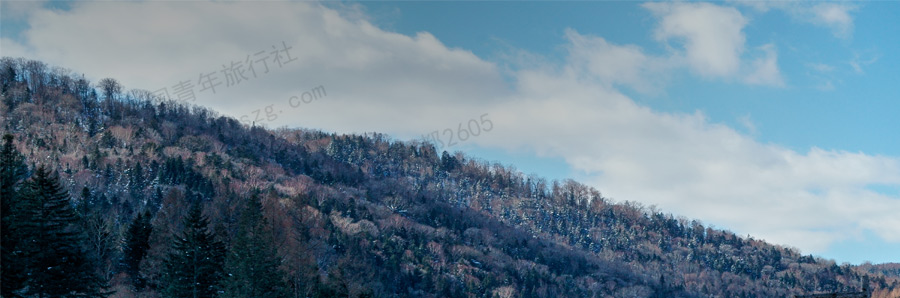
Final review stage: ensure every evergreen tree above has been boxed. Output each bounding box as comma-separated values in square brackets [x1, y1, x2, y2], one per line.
[122, 210, 153, 289]
[17, 166, 107, 297]
[440, 151, 458, 172]
[161, 202, 225, 298]
[0, 134, 26, 206]
[1, 59, 17, 95]
[129, 162, 145, 200]
[220, 195, 290, 298]
[80, 186, 92, 212]
[1, 134, 28, 297]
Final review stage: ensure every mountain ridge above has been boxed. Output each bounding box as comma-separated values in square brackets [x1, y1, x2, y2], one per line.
[2, 57, 898, 297]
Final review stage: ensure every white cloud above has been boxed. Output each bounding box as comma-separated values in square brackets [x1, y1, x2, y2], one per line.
[644, 2, 747, 78]
[562, 29, 670, 93]
[743, 44, 784, 86]
[0, 0, 46, 22]
[0, 37, 31, 57]
[4, 1, 899, 260]
[2, 1, 508, 134]
[735, 1, 856, 39]
[810, 3, 855, 39]
[641, 2, 784, 87]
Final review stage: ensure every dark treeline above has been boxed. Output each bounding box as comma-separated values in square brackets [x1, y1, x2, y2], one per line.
[1, 57, 898, 298]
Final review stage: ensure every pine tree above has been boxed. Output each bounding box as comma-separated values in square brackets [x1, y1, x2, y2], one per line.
[220, 194, 290, 298]
[122, 210, 153, 289]
[17, 166, 107, 297]
[129, 162, 145, 200]
[161, 202, 225, 298]
[1, 134, 28, 297]
[0, 134, 27, 206]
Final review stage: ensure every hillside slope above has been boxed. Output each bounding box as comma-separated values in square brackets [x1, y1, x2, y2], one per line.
[2, 57, 897, 297]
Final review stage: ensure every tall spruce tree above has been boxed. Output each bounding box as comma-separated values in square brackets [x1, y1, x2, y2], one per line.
[161, 202, 225, 298]
[220, 195, 290, 298]
[122, 210, 153, 289]
[0, 134, 26, 207]
[1, 134, 28, 297]
[17, 166, 107, 297]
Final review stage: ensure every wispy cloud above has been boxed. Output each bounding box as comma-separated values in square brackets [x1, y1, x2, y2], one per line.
[562, 29, 670, 94]
[805, 62, 838, 91]
[807, 62, 835, 73]
[810, 3, 856, 39]
[850, 51, 880, 74]
[737, 114, 758, 136]
[743, 44, 784, 86]
[736, 1, 857, 39]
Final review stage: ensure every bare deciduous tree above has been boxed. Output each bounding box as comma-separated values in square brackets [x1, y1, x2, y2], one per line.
[97, 78, 122, 102]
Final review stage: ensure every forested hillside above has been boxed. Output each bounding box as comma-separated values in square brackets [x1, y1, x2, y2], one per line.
[1, 57, 898, 297]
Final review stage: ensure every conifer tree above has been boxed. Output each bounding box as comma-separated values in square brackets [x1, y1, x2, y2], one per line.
[0, 134, 26, 207]
[220, 194, 290, 298]
[122, 210, 153, 289]
[17, 166, 107, 297]
[161, 202, 225, 298]
[129, 162, 145, 200]
[1, 134, 28, 297]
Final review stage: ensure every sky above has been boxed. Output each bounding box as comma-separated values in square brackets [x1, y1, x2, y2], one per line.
[1, 0, 898, 265]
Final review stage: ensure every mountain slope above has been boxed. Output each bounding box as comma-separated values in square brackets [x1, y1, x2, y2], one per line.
[1, 57, 897, 297]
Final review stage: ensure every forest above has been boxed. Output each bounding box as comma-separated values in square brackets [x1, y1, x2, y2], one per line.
[1, 57, 899, 297]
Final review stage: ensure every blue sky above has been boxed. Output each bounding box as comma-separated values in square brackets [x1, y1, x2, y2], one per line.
[2, 0, 898, 264]
[360, 1, 899, 156]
